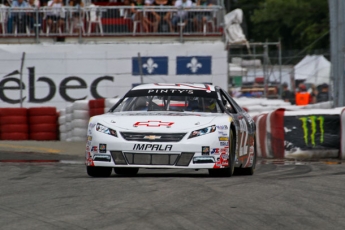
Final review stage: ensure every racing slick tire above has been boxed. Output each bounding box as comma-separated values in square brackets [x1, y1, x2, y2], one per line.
[114, 168, 139, 176]
[208, 129, 235, 177]
[86, 166, 112, 177]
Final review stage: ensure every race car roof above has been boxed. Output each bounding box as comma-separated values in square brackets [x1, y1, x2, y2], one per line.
[131, 83, 216, 91]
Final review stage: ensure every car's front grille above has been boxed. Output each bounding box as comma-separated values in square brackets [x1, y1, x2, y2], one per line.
[120, 132, 187, 142]
[111, 151, 195, 166]
[124, 153, 180, 165]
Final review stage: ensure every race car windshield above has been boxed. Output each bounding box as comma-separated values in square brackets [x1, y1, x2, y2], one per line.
[113, 95, 221, 113]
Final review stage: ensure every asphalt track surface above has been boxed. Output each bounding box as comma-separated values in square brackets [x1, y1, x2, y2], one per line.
[1, 141, 345, 230]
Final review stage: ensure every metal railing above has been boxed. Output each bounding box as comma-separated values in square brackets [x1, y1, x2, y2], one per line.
[0, 5, 224, 43]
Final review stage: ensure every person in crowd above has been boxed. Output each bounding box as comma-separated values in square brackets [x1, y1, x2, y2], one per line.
[295, 83, 310, 106]
[121, 0, 132, 17]
[69, 0, 84, 33]
[316, 83, 330, 102]
[130, 0, 150, 32]
[11, 0, 30, 33]
[192, 0, 216, 32]
[281, 82, 295, 104]
[171, 0, 192, 32]
[46, 0, 65, 33]
[144, 0, 161, 32]
[153, 0, 173, 33]
[309, 84, 317, 104]
[27, 0, 40, 33]
[40, 0, 49, 7]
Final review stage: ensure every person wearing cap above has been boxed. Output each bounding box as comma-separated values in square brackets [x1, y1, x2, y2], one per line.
[295, 83, 311, 106]
[281, 82, 295, 104]
[316, 83, 329, 102]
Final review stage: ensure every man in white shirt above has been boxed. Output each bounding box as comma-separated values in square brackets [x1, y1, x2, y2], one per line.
[46, 0, 65, 33]
[171, 0, 192, 31]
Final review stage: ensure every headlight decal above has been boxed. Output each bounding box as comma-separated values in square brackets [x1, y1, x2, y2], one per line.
[96, 123, 117, 137]
[188, 125, 216, 139]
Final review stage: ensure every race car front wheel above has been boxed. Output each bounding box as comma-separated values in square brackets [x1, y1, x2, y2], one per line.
[114, 168, 139, 176]
[86, 166, 112, 177]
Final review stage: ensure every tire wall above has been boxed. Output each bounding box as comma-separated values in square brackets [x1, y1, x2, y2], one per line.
[0, 108, 29, 140]
[28, 107, 58, 140]
[89, 99, 105, 117]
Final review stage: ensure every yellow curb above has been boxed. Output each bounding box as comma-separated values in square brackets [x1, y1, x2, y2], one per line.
[0, 143, 61, 154]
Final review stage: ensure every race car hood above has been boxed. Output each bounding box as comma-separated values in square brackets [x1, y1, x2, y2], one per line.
[96, 112, 222, 131]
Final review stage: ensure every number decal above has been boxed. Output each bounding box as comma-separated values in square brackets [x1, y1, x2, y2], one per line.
[238, 119, 248, 156]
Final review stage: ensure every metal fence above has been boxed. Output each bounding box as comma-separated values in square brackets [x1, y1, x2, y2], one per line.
[0, 5, 224, 42]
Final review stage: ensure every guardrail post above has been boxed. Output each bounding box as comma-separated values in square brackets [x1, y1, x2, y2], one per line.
[35, 8, 40, 44]
[78, 6, 83, 44]
[179, 7, 183, 43]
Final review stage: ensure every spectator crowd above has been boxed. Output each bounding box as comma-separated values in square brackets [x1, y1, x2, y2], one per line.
[282, 82, 330, 106]
[0, 0, 221, 35]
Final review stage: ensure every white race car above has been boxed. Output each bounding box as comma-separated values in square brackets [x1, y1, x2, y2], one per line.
[85, 83, 256, 177]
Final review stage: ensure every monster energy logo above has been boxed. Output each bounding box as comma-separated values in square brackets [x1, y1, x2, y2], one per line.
[299, 116, 324, 147]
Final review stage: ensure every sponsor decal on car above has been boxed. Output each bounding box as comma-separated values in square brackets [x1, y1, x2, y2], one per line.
[202, 146, 210, 155]
[213, 153, 229, 168]
[221, 154, 229, 160]
[218, 137, 229, 141]
[89, 123, 96, 128]
[216, 125, 228, 130]
[91, 146, 98, 152]
[85, 152, 94, 166]
[99, 144, 107, 153]
[148, 89, 194, 94]
[133, 120, 174, 127]
[87, 136, 92, 141]
[211, 148, 219, 154]
[218, 131, 228, 136]
[133, 144, 173, 151]
[220, 141, 229, 146]
[220, 147, 229, 154]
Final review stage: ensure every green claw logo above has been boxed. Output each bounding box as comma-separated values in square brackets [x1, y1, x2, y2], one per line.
[299, 116, 324, 147]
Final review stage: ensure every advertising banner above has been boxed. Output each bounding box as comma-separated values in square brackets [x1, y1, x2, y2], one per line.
[284, 112, 340, 158]
[0, 42, 227, 110]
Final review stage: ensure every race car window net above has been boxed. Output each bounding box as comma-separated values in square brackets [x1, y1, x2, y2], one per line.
[113, 95, 222, 113]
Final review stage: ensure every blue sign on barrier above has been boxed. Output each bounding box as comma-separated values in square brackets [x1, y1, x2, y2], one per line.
[132, 56, 168, 75]
[176, 56, 212, 75]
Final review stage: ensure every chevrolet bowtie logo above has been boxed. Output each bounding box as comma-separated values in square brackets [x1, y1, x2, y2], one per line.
[143, 135, 162, 140]
[133, 121, 174, 128]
